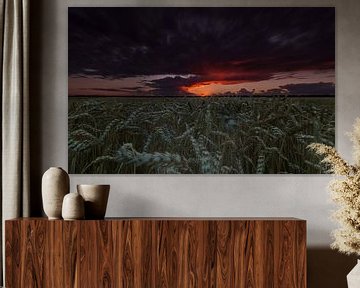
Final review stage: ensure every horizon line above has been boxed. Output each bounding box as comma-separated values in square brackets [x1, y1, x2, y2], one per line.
[68, 94, 335, 98]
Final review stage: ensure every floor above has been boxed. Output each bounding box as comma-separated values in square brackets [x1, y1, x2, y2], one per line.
[308, 248, 357, 287]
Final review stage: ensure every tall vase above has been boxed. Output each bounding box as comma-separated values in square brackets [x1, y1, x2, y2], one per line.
[347, 260, 360, 288]
[42, 167, 70, 219]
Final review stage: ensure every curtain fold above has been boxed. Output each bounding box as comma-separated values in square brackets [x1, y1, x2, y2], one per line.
[0, 0, 30, 284]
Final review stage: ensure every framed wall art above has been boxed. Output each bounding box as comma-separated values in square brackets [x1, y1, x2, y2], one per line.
[68, 7, 335, 174]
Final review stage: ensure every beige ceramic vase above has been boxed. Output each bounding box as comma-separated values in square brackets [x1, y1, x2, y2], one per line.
[347, 260, 360, 288]
[62, 192, 85, 220]
[42, 167, 70, 219]
[77, 184, 110, 219]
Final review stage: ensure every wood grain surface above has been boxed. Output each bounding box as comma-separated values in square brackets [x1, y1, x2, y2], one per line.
[5, 218, 306, 287]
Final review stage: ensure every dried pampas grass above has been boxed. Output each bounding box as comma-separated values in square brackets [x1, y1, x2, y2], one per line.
[308, 118, 360, 256]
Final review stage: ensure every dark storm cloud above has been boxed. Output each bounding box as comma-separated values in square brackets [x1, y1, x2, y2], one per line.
[237, 88, 255, 96]
[69, 7, 335, 79]
[82, 87, 142, 92]
[280, 82, 335, 95]
[260, 88, 288, 96]
[147, 76, 201, 96]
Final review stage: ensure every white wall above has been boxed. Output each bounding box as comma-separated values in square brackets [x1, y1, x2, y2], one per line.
[35, 0, 360, 247]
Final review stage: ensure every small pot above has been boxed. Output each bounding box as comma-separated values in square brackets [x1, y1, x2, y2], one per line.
[77, 184, 110, 219]
[62, 192, 85, 220]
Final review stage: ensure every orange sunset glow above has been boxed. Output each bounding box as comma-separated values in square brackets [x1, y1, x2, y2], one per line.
[182, 83, 212, 96]
[181, 81, 237, 96]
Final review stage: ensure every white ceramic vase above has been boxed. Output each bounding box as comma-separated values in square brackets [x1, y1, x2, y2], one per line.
[62, 192, 85, 220]
[77, 184, 110, 219]
[347, 260, 360, 288]
[42, 167, 70, 219]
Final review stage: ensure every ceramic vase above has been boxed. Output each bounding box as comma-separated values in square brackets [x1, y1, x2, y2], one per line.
[42, 167, 69, 219]
[77, 184, 110, 219]
[347, 259, 360, 288]
[62, 192, 85, 220]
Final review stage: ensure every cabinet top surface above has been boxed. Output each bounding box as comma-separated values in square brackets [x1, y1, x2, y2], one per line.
[6, 217, 305, 222]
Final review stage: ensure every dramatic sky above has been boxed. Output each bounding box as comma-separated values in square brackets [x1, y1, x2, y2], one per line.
[68, 7, 335, 97]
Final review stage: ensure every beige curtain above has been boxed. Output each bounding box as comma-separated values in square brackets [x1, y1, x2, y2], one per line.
[0, 0, 30, 284]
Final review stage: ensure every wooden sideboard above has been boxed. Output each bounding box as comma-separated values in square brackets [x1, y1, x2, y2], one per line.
[5, 218, 306, 287]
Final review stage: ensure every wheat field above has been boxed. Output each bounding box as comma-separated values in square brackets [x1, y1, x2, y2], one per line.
[68, 96, 334, 174]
